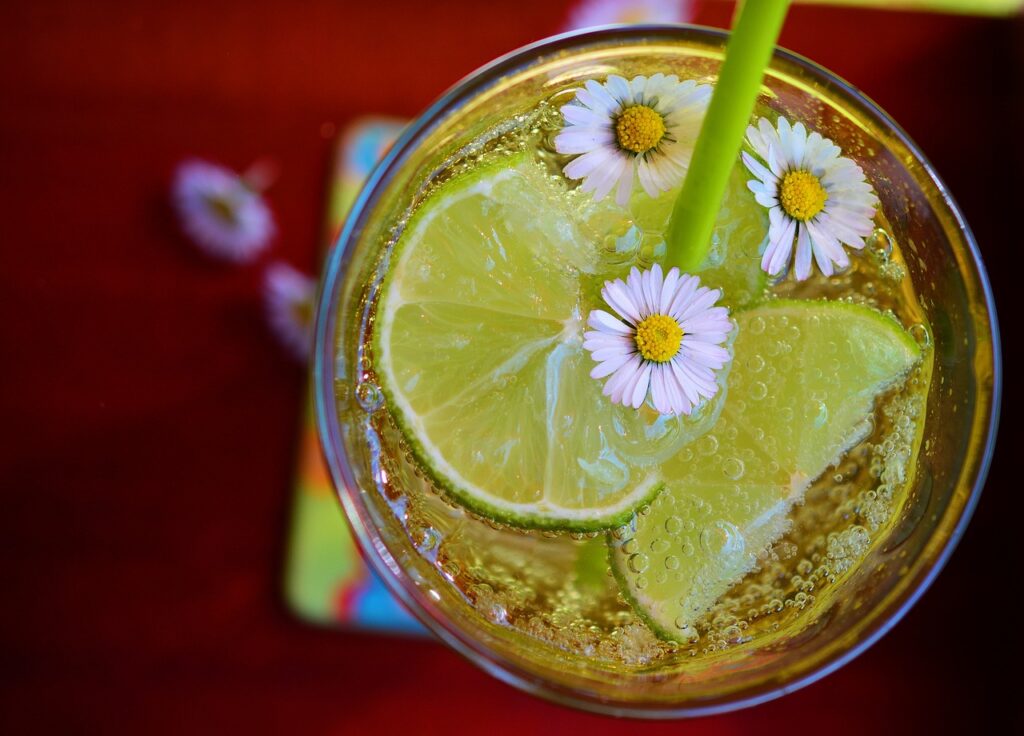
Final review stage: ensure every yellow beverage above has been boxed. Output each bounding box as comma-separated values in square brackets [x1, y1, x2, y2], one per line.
[315, 28, 998, 715]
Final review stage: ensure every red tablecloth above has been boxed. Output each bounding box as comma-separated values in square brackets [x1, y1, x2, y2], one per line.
[0, 1, 1018, 733]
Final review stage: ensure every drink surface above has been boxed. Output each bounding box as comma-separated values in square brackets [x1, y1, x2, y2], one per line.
[341, 48, 933, 667]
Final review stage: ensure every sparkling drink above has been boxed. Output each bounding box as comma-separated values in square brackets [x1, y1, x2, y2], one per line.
[315, 28, 999, 715]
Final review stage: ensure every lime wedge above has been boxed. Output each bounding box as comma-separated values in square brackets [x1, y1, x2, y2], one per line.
[609, 300, 921, 640]
[374, 155, 718, 531]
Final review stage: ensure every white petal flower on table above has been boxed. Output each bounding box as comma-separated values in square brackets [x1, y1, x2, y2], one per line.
[565, 0, 694, 30]
[583, 264, 732, 416]
[742, 116, 879, 281]
[555, 74, 711, 205]
[263, 261, 316, 362]
[172, 159, 275, 262]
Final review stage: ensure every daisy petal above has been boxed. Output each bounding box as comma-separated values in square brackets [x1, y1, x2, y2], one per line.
[819, 211, 872, 248]
[583, 79, 621, 116]
[582, 330, 631, 348]
[669, 359, 699, 405]
[588, 310, 633, 335]
[794, 223, 813, 281]
[591, 351, 633, 379]
[808, 223, 847, 274]
[746, 123, 768, 160]
[626, 267, 649, 315]
[791, 122, 807, 168]
[681, 341, 730, 370]
[589, 341, 635, 362]
[636, 158, 660, 199]
[604, 354, 642, 403]
[561, 103, 606, 127]
[758, 117, 780, 154]
[677, 287, 721, 322]
[777, 116, 793, 163]
[613, 159, 636, 206]
[605, 75, 632, 105]
[648, 155, 679, 193]
[676, 357, 718, 397]
[602, 279, 643, 324]
[680, 308, 731, 335]
[643, 264, 664, 316]
[805, 218, 848, 267]
[649, 365, 671, 414]
[555, 127, 614, 155]
[823, 207, 875, 238]
[763, 216, 797, 275]
[629, 362, 653, 409]
[767, 143, 784, 178]
[584, 154, 628, 201]
[563, 146, 614, 180]
[659, 267, 680, 314]
[666, 273, 701, 320]
[810, 232, 835, 277]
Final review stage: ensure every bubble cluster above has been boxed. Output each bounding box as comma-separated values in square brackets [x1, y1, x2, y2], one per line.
[361, 338, 928, 670]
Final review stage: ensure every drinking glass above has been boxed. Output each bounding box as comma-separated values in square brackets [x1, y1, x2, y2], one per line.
[313, 26, 1001, 717]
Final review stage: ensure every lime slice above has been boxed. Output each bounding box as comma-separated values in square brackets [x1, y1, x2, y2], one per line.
[609, 300, 921, 640]
[374, 155, 718, 531]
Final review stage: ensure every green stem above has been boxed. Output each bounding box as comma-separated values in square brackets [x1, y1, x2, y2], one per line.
[665, 0, 791, 272]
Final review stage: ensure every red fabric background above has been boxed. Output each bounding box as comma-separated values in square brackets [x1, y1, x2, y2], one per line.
[0, 1, 1019, 733]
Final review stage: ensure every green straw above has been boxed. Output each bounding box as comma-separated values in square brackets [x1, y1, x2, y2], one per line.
[665, 0, 791, 272]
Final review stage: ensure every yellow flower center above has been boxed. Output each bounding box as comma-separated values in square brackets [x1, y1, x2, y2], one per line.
[615, 105, 666, 154]
[205, 194, 239, 225]
[292, 296, 314, 327]
[779, 170, 828, 221]
[634, 314, 683, 363]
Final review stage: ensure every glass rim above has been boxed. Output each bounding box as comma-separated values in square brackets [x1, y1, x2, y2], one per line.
[313, 24, 1002, 718]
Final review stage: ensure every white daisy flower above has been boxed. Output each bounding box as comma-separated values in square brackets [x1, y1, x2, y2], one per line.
[741, 116, 879, 281]
[172, 158, 275, 262]
[555, 74, 711, 206]
[565, 0, 693, 30]
[584, 264, 732, 416]
[263, 262, 316, 361]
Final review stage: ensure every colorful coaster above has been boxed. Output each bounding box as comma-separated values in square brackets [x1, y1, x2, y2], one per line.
[283, 118, 424, 635]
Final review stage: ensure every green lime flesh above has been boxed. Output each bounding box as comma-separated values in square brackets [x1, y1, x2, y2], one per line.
[608, 300, 921, 640]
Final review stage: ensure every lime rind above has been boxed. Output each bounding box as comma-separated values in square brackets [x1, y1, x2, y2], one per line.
[607, 538, 682, 642]
[379, 371, 666, 531]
